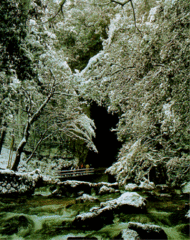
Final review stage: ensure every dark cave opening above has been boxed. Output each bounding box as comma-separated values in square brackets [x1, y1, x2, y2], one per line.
[86, 103, 122, 168]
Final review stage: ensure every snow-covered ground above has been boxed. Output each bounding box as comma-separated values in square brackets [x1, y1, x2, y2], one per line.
[0, 147, 14, 169]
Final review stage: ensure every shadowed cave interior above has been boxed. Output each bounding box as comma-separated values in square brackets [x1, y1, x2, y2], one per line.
[86, 103, 122, 168]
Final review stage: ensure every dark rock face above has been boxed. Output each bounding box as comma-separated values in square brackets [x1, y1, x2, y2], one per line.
[128, 222, 168, 240]
[0, 169, 42, 196]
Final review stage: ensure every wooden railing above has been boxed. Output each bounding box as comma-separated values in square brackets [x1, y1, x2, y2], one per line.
[56, 168, 94, 179]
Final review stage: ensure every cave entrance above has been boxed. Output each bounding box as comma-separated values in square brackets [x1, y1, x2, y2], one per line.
[86, 103, 122, 168]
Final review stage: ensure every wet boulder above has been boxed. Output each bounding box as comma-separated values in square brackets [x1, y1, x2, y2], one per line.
[182, 181, 190, 194]
[73, 192, 146, 230]
[99, 185, 120, 195]
[92, 182, 119, 195]
[100, 192, 146, 213]
[50, 180, 119, 197]
[76, 194, 99, 203]
[128, 222, 168, 239]
[125, 183, 139, 191]
[55, 180, 93, 197]
[115, 229, 140, 240]
[73, 205, 114, 230]
[96, 182, 118, 189]
[139, 181, 155, 190]
[0, 214, 33, 237]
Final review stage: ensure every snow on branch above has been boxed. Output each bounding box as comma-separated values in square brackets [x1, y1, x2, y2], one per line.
[66, 114, 97, 153]
[110, 0, 142, 37]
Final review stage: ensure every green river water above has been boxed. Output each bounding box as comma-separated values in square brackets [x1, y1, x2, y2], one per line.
[0, 187, 189, 240]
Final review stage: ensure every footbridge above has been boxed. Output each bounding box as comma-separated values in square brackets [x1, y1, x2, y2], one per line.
[55, 167, 108, 181]
[56, 168, 94, 179]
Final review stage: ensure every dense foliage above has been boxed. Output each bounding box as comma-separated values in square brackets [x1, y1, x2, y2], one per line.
[72, 0, 190, 185]
[0, 0, 97, 170]
[0, 0, 31, 125]
[0, 0, 189, 185]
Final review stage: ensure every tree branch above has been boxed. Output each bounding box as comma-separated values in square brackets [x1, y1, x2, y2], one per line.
[26, 131, 53, 163]
[21, 87, 32, 117]
[91, 1, 111, 6]
[111, 0, 130, 7]
[130, 0, 143, 37]
[30, 78, 55, 125]
[11, 70, 56, 171]
[36, 0, 66, 25]
[110, 0, 143, 37]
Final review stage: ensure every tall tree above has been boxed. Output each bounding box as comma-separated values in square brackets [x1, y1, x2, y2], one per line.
[1, 0, 97, 171]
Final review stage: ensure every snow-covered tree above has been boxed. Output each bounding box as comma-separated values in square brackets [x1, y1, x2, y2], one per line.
[73, 0, 190, 185]
[1, 0, 97, 171]
[1, 0, 189, 185]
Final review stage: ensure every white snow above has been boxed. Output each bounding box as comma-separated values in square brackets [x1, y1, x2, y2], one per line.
[122, 229, 140, 240]
[100, 192, 146, 209]
[125, 183, 138, 191]
[80, 51, 105, 75]
[107, 13, 122, 46]
[99, 185, 119, 195]
[29, 19, 37, 25]
[10, 74, 21, 89]
[61, 180, 93, 188]
[76, 194, 98, 203]
[162, 102, 174, 119]
[148, 6, 160, 22]
[128, 222, 165, 232]
[0, 147, 26, 170]
[182, 181, 190, 194]
[185, 210, 190, 219]
[97, 182, 118, 188]
[165, 0, 177, 5]
[139, 181, 155, 190]
[75, 192, 146, 222]
[0, 147, 13, 169]
[106, 140, 141, 184]
[53, 0, 62, 4]
[44, 31, 56, 39]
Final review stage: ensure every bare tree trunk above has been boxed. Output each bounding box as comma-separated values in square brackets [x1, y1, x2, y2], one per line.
[11, 122, 30, 171]
[26, 130, 53, 164]
[11, 81, 55, 171]
[7, 133, 15, 168]
[0, 123, 7, 154]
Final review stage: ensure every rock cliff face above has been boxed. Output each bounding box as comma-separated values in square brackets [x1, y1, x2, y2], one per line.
[0, 169, 42, 195]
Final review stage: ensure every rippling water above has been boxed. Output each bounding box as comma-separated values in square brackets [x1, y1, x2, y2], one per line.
[0, 187, 189, 240]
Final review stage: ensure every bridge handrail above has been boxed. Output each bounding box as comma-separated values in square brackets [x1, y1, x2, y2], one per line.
[57, 168, 94, 173]
[55, 168, 94, 177]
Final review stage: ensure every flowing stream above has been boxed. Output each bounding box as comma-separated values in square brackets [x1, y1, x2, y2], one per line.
[0, 186, 189, 240]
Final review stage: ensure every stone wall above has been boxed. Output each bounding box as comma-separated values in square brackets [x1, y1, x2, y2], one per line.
[0, 169, 42, 195]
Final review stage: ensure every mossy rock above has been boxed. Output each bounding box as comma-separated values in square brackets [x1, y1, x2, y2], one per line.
[0, 214, 33, 236]
[176, 224, 190, 236]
